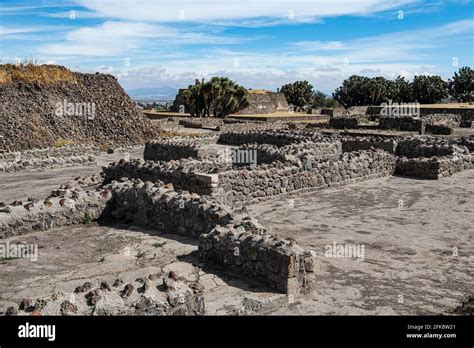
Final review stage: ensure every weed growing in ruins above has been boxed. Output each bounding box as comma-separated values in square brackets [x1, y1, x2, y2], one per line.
[83, 213, 93, 225]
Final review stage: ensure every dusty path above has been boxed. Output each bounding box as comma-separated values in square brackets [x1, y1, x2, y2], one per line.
[0, 148, 143, 203]
[247, 170, 474, 314]
[1, 170, 472, 315]
[0, 224, 285, 315]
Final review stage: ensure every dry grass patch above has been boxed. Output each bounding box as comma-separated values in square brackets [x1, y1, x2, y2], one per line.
[0, 63, 74, 85]
[52, 138, 77, 148]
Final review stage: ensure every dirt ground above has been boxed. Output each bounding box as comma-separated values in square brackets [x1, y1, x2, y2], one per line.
[0, 148, 144, 203]
[1, 168, 472, 315]
[247, 170, 474, 314]
[0, 224, 285, 315]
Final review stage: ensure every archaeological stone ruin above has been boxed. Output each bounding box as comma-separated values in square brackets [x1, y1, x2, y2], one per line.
[1, 68, 473, 317]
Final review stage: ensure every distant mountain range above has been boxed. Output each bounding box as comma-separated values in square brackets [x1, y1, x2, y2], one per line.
[126, 87, 178, 101]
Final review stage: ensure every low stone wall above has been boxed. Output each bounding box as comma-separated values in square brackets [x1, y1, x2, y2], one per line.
[103, 158, 227, 196]
[423, 113, 461, 127]
[239, 140, 342, 165]
[0, 187, 111, 239]
[221, 121, 289, 132]
[425, 124, 453, 135]
[367, 106, 474, 124]
[340, 136, 397, 154]
[396, 138, 465, 158]
[218, 150, 397, 205]
[458, 138, 474, 152]
[104, 180, 242, 237]
[283, 140, 342, 162]
[103, 179, 315, 295]
[218, 130, 312, 147]
[198, 227, 316, 295]
[144, 142, 199, 161]
[322, 107, 369, 117]
[329, 117, 358, 129]
[178, 118, 224, 129]
[7, 273, 204, 316]
[395, 154, 472, 179]
[379, 116, 423, 132]
[0, 145, 99, 173]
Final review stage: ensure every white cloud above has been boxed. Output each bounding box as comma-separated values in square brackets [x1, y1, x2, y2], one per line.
[0, 25, 62, 37]
[76, 0, 412, 24]
[37, 21, 245, 57]
[110, 20, 473, 93]
[293, 41, 345, 50]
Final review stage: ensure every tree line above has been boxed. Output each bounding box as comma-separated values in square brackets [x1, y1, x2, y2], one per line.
[181, 67, 473, 117]
[281, 66, 473, 109]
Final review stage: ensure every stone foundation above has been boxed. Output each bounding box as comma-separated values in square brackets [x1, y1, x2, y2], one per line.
[0, 186, 110, 239]
[0, 145, 99, 173]
[395, 154, 472, 179]
[101, 179, 315, 295]
[198, 227, 316, 295]
[379, 116, 423, 132]
[329, 117, 358, 129]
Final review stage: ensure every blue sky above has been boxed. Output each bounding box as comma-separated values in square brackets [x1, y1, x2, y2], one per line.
[1, 0, 473, 93]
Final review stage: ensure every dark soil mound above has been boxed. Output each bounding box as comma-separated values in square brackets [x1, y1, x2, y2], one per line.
[0, 66, 158, 151]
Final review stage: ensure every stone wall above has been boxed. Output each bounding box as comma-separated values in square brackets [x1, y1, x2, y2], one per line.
[366, 105, 474, 124]
[0, 186, 111, 239]
[198, 227, 316, 295]
[8, 273, 204, 316]
[379, 116, 423, 132]
[329, 117, 358, 129]
[423, 113, 462, 128]
[103, 179, 315, 295]
[103, 158, 230, 197]
[396, 139, 465, 158]
[178, 118, 224, 129]
[218, 150, 397, 206]
[425, 124, 453, 135]
[171, 90, 288, 115]
[144, 142, 199, 162]
[238, 140, 342, 166]
[340, 136, 397, 154]
[104, 179, 241, 238]
[0, 145, 98, 173]
[238, 91, 289, 114]
[218, 130, 319, 147]
[395, 154, 472, 179]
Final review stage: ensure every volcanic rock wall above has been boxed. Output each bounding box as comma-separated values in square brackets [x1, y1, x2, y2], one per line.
[0, 66, 157, 151]
[218, 151, 397, 205]
[238, 90, 289, 114]
[395, 154, 472, 179]
[0, 145, 99, 173]
[171, 89, 288, 115]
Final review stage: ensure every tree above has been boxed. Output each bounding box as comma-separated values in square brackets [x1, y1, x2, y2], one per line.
[448, 67, 474, 102]
[367, 77, 390, 105]
[392, 76, 413, 102]
[182, 77, 248, 118]
[410, 75, 448, 104]
[332, 75, 372, 108]
[280, 80, 315, 108]
[183, 79, 206, 117]
[333, 74, 449, 108]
